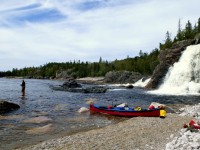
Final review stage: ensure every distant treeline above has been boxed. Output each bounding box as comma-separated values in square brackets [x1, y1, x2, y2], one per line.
[0, 50, 159, 78]
[0, 18, 200, 78]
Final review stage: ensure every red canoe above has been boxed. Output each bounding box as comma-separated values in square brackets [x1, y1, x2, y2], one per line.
[90, 104, 166, 117]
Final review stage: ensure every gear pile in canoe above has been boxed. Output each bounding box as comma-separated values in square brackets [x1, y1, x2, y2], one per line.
[90, 102, 166, 118]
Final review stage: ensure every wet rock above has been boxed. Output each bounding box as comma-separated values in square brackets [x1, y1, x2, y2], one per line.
[0, 100, 20, 113]
[67, 86, 107, 93]
[62, 79, 82, 88]
[126, 84, 134, 89]
[51, 83, 107, 93]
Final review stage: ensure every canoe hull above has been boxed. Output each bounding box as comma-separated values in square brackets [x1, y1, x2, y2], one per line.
[90, 104, 163, 117]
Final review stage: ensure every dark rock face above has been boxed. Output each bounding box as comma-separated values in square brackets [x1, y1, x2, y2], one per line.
[62, 79, 82, 88]
[52, 86, 107, 93]
[51, 79, 107, 93]
[104, 71, 142, 84]
[195, 33, 200, 44]
[0, 100, 20, 113]
[82, 86, 107, 93]
[145, 39, 195, 89]
[126, 85, 134, 89]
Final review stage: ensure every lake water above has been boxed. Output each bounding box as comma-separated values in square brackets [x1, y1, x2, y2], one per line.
[0, 78, 200, 150]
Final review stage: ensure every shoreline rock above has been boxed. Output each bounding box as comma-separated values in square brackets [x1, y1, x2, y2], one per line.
[51, 79, 108, 93]
[0, 100, 20, 113]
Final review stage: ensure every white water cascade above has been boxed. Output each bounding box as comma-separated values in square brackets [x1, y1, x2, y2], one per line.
[150, 44, 200, 95]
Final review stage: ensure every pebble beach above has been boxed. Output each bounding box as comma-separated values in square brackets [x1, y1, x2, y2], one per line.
[18, 111, 195, 150]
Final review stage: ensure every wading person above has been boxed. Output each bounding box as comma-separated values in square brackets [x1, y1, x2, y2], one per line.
[21, 80, 25, 96]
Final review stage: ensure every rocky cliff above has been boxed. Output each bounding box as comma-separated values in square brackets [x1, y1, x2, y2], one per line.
[104, 71, 143, 84]
[145, 39, 196, 89]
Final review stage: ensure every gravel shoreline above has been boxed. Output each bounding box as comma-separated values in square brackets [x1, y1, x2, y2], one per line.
[18, 113, 192, 150]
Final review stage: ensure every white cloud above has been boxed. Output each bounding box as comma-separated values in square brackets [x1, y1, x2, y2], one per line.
[0, 0, 200, 71]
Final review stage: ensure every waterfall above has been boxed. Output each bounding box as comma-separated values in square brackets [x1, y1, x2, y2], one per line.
[150, 44, 200, 95]
[133, 78, 151, 87]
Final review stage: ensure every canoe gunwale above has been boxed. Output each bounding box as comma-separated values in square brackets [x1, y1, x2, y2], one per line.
[90, 104, 162, 117]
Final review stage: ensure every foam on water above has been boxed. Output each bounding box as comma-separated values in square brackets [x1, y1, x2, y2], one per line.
[133, 78, 151, 87]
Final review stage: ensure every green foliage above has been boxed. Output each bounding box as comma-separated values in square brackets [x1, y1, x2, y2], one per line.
[160, 31, 173, 50]
[198, 18, 200, 33]
[184, 20, 193, 39]
[0, 51, 159, 78]
[161, 18, 200, 50]
[176, 19, 184, 41]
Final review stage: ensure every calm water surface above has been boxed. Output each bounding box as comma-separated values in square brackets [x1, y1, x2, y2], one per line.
[0, 78, 200, 149]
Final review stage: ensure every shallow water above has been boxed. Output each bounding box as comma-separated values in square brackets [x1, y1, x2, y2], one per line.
[0, 78, 200, 150]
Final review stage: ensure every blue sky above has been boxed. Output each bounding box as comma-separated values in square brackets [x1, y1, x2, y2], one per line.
[0, 0, 200, 71]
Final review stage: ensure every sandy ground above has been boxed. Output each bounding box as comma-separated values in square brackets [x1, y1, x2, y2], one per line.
[18, 113, 192, 150]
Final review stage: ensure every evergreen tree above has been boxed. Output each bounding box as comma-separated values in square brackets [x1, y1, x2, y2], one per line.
[198, 18, 200, 33]
[99, 57, 102, 63]
[176, 19, 184, 41]
[184, 20, 193, 39]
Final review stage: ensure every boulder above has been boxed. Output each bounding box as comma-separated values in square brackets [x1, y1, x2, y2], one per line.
[51, 79, 107, 93]
[62, 79, 82, 88]
[126, 84, 134, 89]
[145, 39, 195, 89]
[0, 100, 20, 113]
[60, 86, 107, 93]
[104, 71, 142, 84]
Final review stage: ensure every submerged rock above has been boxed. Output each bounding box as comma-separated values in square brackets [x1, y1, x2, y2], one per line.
[23, 116, 52, 124]
[0, 100, 20, 113]
[25, 124, 53, 134]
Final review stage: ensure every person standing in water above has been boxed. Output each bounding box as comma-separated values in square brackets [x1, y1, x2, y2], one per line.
[21, 80, 25, 96]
